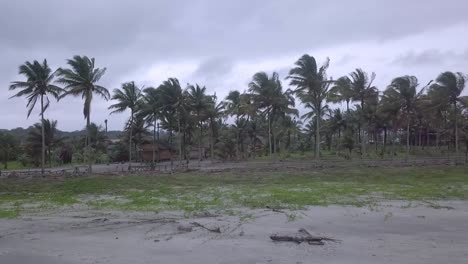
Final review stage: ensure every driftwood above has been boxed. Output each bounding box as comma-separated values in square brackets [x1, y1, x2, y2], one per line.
[270, 228, 339, 245]
[266, 206, 286, 213]
[190, 222, 221, 233]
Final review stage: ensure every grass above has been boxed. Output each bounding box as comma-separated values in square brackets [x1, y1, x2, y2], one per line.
[0, 166, 467, 218]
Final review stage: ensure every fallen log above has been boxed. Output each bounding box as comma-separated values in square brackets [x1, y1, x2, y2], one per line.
[270, 228, 339, 245]
[270, 234, 324, 245]
[190, 222, 221, 233]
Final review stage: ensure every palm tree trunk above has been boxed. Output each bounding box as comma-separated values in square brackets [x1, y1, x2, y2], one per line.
[268, 113, 272, 157]
[454, 102, 459, 155]
[316, 114, 320, 159]
[210, 119, 214, 160]
[406, 117, 410, 161]
[178, 111, 182, 165]
[152, 118, 156, 167]
[383, 127, 387, 156]
[40, 94, 45, 177]
[86, 110, 92, 174]
[199, 119, 202, 166]
[128, 113, 133, 168]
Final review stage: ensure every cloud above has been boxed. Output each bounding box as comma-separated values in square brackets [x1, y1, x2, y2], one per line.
[2, 0, 468, 130]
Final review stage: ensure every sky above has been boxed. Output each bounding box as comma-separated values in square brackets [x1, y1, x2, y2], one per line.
[1, 0, 467, 131]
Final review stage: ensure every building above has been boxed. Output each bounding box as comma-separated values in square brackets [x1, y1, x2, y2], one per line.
[139, 141, 176, 162]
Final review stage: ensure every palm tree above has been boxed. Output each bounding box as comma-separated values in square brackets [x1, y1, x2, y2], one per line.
[329, 76, 353, 112]
[0, 132, 17, 170]
[57, 55, 109, 173]
[250, 72, 297, 156]
[27, 119, 60, 167]
[187, 84, 210, 163]
[224, 90, 243, 157]
[287, 54, 331, 158]
[158, 78, 188, 163]
[382, 76, 426, 160]
[348, 68, 377, 156]
[9, 59, 63, 175]
[205, 94, 224, 159]
[140, 87, 162, 165]
[428, 72, 467, 154]
[109, 81, 142, 166]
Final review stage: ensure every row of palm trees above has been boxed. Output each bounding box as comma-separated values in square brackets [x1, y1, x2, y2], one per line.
[10, 56, 107, 174]
[8, 54, 468, 175]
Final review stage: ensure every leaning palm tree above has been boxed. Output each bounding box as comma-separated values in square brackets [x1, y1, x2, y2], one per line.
[56, 55, 109, 173]
[249, 72, 276, 156]
[9, 59, 63, 176]
[287, 54, 331, 159]
[109, 81, 143, 166]
[428, 72, 467, 154]
[329, 76, 353, 112]
[187, 84, 210, 163]
[382, 76, 425, 160]
[348, 68, 377, 156]
[139, 87, 162, 165]
[158, 78, 188, 163]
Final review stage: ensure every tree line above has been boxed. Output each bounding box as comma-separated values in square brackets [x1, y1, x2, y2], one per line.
[3, 54, 468, 174]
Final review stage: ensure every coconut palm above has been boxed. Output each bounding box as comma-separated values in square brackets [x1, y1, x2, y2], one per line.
[348, 68, 377, 156]
[205, 94, 225, 159]
[224, 90, 244, 157]
[382, 76, 427, 160]
[109, 81, 143, 165]
[9, 59, 63, 175]
[56, 55, 109, 172]
[158, 78, 188, 163]
[0, 132, 17, 170]
[140, 87, 162, 165]
[250, 72, 297, 156]
[187, 84, 210, 163]
[329, 76, 353, 112]
[287, 54, 331, 158]
[428, 72, 467, 154]
[27, 119, 61, 167]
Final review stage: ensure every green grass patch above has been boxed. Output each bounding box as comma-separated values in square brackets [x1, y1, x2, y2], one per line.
[0, 166, 467, 217]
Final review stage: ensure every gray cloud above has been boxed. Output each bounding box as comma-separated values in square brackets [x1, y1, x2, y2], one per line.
[2, 0, 468, 130]
[392, 49, 468, 68]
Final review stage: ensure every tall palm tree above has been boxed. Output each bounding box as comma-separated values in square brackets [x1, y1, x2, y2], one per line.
[428, 72, 467, 154]
[9, 59, 63, 175]
[109, 81, 143, 166]
[140, 87, 162, 165]
[329, 76, 353, 112]
[187, 84, 210, 163]
[57, 55, 109, 173]
[158, 78, 188, 163]
[287, 54, 331, 158]
[348, 68, 377, 156]
[250, 72, 297, 156]
[205, 94, 225, 159]
[224, 90, 243, 157]
[382, 76, 426, 160]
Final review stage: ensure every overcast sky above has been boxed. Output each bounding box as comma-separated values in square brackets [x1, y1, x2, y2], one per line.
[1, 0, 467, 131]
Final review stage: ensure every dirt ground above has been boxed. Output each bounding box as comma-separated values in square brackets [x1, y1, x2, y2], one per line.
[1, 201, 467, 264]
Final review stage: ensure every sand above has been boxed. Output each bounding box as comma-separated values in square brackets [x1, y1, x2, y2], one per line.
[1, 201, 467, 264]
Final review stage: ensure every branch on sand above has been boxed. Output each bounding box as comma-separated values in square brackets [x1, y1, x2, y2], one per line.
[190, 222, 221, 233]
[270, 228, 339, 245]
